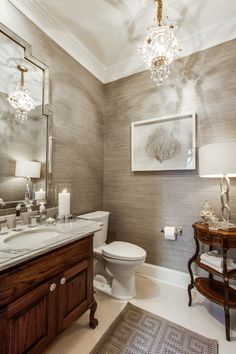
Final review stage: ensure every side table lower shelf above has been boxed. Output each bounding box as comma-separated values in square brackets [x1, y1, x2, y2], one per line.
[195, 277, 236, 308]
[188, 222, 236, 341]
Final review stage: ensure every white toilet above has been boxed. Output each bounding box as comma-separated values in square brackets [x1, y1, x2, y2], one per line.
[79, 211, 146, 300]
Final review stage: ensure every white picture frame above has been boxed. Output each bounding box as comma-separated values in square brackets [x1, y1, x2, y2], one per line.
[131, 113, 196, 171]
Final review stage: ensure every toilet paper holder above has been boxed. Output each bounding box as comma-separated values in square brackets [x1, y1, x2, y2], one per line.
[161, 227, 183, 235]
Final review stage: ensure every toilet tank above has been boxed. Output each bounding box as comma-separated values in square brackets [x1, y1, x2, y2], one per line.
[79, 211, 110, 248]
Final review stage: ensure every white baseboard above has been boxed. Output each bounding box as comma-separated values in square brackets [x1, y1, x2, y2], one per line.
[136, 262, 190, 289]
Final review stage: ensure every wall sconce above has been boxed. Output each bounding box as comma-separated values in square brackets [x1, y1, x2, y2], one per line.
[15, 160, 41, 200]
[7, 59, 35, 122]
[199, 142, 236, 228]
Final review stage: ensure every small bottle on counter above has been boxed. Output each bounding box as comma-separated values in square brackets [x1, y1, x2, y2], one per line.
[39, 202, 47, 224]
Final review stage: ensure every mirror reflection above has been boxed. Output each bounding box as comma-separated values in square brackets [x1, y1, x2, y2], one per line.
[0, 30, 47, 204]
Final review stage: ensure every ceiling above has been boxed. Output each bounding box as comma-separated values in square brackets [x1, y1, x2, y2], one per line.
[9, 0, 236, 83]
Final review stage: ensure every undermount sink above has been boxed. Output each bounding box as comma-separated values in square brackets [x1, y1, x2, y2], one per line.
[3, 228, 60, 249]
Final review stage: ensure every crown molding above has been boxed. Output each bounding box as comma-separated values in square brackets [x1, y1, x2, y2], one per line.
[9, 0, 236, 84]
[9, 0, 106, 82]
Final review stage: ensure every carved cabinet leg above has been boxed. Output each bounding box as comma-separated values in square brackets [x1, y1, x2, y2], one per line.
[224, 307, 230, 341]
[89, 296, 98, 329]
[188, 237, 200, 306]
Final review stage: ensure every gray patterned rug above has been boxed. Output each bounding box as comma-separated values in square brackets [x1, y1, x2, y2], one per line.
[90, 303, 218, 354]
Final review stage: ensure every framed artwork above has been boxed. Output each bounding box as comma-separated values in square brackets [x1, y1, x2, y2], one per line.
[131, 113, 196, 171]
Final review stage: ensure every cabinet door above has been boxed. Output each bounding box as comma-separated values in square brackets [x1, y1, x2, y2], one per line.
[3, 280, 57, 354]
[58, 258, 91, 331]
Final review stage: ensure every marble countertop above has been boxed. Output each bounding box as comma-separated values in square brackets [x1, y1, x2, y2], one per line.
[0, 219, 101, 272]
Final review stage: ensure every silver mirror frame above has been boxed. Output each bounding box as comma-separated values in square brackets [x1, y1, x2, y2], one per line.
[0, 23, 53, 213]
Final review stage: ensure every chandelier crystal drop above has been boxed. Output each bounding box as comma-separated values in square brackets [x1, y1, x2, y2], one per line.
[138, 0, 181, 85]
[7, 64, 35, 122]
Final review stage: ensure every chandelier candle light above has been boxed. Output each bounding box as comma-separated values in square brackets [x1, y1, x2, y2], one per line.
[138, 0, 181, 85]
[8, 64, 35, 121]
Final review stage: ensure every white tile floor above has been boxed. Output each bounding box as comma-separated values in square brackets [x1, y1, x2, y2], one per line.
[45, 275, 236, 354]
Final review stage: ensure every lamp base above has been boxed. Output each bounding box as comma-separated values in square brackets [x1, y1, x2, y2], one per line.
[220, 174, 231, 223]
[25, 177, 32, 200]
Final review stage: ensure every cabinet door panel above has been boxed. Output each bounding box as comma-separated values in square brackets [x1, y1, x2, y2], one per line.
[58, 258, 90, 331]
[6, 281, 57, 354]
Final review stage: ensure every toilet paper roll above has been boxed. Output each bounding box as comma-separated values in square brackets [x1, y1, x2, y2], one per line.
[164, 226, 177, 240]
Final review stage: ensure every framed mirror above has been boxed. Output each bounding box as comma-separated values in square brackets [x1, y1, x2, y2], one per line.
[0, 23, 52, 212]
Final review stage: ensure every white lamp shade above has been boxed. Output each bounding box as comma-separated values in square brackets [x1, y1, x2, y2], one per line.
[199, 142, 236, 178]
[15, 160, 41, 178]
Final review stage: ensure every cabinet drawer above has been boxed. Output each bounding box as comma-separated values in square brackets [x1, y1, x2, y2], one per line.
[197, 232, 223, 246]
[0, 235, 93, 307]
[0, 280, 57, 354]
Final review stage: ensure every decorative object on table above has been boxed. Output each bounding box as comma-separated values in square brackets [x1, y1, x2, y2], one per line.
[199, 200, 216, 222]
[188, 222, 236, 341]
[131, 113, 196, 171]
[15, 160, 41, 200]
[199, 142, 236, 229]
[57, 183, 71, 217]
[138, 0, 181, 85]
[90, 302, 218, 354]
[207, 215, 220, 230]
[7, 58, 35, 121]
[46, 217, 56, 226]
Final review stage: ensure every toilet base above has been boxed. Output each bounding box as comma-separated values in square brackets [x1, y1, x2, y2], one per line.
[94, 278, 136, 301]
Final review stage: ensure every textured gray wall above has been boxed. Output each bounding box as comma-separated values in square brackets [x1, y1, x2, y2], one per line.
[104, 40, 236, 272]
[0, 0, 104, 214]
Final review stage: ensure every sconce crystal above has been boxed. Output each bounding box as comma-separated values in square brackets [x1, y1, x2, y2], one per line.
[8, 85, 35, 121]
[7, 59, 35, 122]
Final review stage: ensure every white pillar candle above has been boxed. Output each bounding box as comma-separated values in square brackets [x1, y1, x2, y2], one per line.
[58, 189, 70, 217]
[35, 188, 45, 200]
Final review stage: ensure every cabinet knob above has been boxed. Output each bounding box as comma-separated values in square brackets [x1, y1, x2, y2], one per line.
[50, 283, 57, 292]
[60, 277, 66, 285]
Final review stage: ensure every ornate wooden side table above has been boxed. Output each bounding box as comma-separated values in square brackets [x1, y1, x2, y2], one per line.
[188, 222, 236, 341]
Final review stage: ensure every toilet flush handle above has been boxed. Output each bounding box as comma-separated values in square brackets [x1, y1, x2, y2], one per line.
[60, 277, 66, 285]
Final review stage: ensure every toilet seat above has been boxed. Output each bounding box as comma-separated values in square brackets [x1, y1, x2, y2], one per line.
[94, 243, 106, 256]
[102, 241, 146, 261]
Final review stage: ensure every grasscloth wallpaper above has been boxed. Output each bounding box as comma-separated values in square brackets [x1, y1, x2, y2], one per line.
[0, 0, 104, 214]
[1, 0, 236, 273]
[104, 40, 236, 272]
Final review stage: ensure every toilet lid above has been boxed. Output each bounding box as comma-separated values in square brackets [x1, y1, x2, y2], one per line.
[102, 241, 146, 261]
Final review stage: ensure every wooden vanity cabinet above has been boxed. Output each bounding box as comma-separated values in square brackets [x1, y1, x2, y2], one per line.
[1, 279, 58, 354]
[0, 234, 98, 354]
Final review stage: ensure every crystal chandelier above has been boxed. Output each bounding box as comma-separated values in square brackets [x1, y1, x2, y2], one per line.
[138, 0, 181, 85]
[8, 64, 35, 122]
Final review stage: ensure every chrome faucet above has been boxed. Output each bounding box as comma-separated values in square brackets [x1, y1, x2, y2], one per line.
[14, 201, 32, 231]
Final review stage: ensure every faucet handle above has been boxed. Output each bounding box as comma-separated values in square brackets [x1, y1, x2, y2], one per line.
[0, 199, 6, 208]
[29, 214, 40, 227]
[13, 215, 24, 232]
[0, 218, 8, 235]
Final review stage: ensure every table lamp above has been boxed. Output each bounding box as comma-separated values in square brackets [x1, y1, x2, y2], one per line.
[199, 142, 236, 227]
[15, 160, 41, 200]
